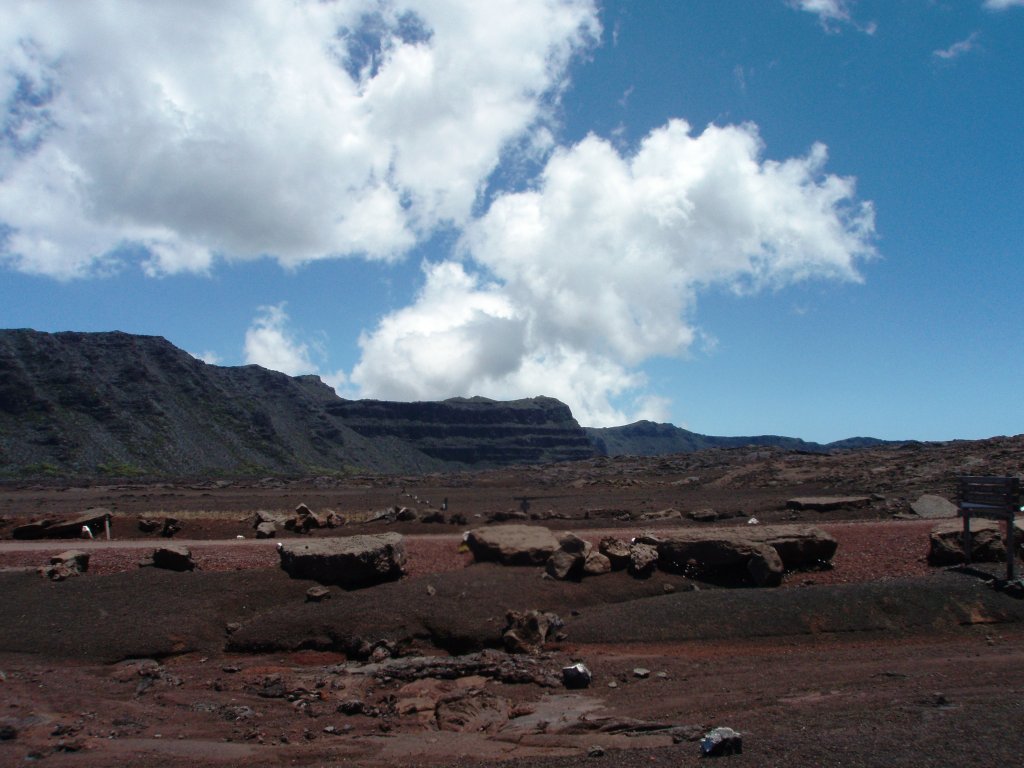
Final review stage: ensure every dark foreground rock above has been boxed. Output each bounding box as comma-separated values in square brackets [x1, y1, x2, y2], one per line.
[151, 545, 196, 571]
[637, 525, 836, 587]
[278, 533, 406, 588]
[465, 525, 560, 565]
[927, 519, 1024, 566]
[38, 549, 91, 581]
[13, 509, 112, 540]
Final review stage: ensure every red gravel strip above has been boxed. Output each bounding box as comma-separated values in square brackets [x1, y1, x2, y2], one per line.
[1, 520, 938, 585]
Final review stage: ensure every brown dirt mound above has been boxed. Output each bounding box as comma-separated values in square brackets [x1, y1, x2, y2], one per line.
[3, 560, 1020, 664]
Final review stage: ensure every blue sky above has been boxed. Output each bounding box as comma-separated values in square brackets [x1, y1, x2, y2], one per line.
[1, 0, 1022, 443]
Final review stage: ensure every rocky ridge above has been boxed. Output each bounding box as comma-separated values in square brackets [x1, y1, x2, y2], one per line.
[0, 329, 596, 478]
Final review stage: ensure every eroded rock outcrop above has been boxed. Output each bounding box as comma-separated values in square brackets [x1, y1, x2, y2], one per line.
[465, 525, 559, 566]
[927, 519, 1023, 566]
[637, 525, 836, 587]
[278, 533, 406, 588]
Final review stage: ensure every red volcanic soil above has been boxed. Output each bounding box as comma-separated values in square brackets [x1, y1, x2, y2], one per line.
[2, 442, 1024, 767]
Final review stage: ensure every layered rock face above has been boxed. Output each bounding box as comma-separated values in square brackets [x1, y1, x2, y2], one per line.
[0, 329, 597, 477]
[327, 396, 596, 466]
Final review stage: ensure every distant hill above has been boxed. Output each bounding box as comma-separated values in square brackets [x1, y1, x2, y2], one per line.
[0, 329, 595, 478]
[585, 420, 900, 457]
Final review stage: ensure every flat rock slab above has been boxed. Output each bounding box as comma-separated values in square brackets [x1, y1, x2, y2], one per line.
[911, 494, 958, 519]
[787, 496, 872, 511]
[13, 508, 113, 540]
[466, 525, 559, 566]
[278, 533, 406, 588]
[637, 525, 836, 586]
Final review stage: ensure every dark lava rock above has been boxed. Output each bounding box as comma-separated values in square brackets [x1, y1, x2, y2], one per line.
[151, 545, 196, 571]
[278, 533, 406, 588]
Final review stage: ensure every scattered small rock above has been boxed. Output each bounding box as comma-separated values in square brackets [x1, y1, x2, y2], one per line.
[256, 675, 287, 699]
[700, 726, 743, 756]
[633, 667, 650, 679]
[337, 699, 365, 716]
[38, 549, 91, 581]
[669, 724, 706, 743]
[306, 585, 331, 602]
[562, 662, 592, 689]
[588, 745, 605, 757]
[688, 508, 719, 523]
[503, 610, 563, 654]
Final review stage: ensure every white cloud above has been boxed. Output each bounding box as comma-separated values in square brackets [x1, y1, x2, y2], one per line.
[984, 0, 1024, 9]
[0, 0, 599, 278]
[243, 303, 317, 376]
[351, 120, 876, 425]
[933, 32, 980, 60]
[191, 350, 222, 365]
[243, 303, 351, 394]
[787, 0, 875, 33]
[789, 0, 850, 23]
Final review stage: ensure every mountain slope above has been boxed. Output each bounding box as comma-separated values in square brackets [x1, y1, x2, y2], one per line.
[585, 420, 900, 457]
[0, 329, 595, 478]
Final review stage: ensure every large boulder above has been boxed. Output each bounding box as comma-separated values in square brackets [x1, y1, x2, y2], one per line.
[745, 525, 838, 569]
[927, 519, 1023, 566]
[278, 533, 406, 588]
[582, 551, 612, 576]
[151, 545, 196, 571]
[636, 525, 835, 587]
[545, 549, 583, 580]
[44, 508, 112, 539]
[465, 525, 559, 566]
[598, 537, 632, 570]
[911, 494, 957, 520]
[628, 542, 659, 578]
[14, 509, 112, 540]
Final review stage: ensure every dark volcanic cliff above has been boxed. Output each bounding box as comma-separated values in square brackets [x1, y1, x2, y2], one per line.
[0, 329, 597, 478]
[329, 396, 595, 465]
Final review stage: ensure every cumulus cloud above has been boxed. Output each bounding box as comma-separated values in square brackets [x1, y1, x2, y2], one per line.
[984, 0, 1024, 9]
[2, 1, 879, 427]
[351, 120, 876, 425]
[243, 303, 351, 394]
[0, 0, 599, 278]
[243, 304, 317, 376]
